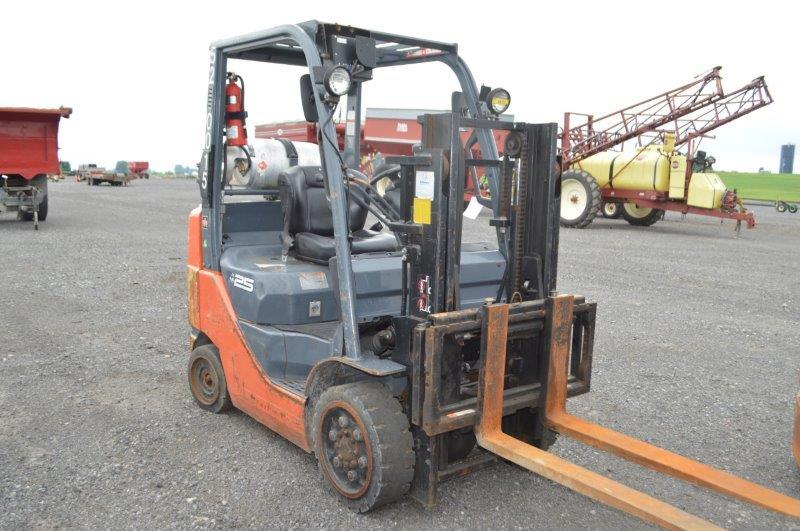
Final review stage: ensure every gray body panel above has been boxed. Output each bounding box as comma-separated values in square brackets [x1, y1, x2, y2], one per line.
[221, 247, 339, 325]
[220, 243, 504, 325]
[239, 320, 342, 382]
[222, 241, 503, 381]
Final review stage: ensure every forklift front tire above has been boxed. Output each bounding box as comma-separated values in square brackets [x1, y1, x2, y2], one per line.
[313, 381, 414, 512]
[188, 344, 232, 413]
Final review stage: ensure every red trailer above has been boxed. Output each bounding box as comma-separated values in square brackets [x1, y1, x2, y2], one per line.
[256, 108, 511, 201]
[0, 106, 71, 229]
[127, 161, 150, 179]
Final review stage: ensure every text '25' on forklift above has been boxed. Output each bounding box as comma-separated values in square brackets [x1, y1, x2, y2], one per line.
[186, 21, 800, 526]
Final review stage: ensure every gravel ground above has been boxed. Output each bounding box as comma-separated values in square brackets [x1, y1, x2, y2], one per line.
[1, 178, 798, 529]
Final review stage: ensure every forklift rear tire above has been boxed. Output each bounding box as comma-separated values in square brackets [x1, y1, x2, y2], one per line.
[621, 203, 662, 226]
[560, 170, 601, 228]
[313, 381, 414, 512]
[188, 344, 232, 413]
[788, 203, 798, 214]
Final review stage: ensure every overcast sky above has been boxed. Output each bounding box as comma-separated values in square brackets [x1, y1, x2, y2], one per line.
[3, 0, 796, 172]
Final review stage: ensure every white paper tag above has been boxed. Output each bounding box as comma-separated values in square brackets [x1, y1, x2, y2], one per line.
[462, 196, 483, 220]
[415, 171, 435, 200]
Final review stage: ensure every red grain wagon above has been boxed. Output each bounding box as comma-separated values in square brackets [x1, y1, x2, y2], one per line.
[0, 106, 72, 229]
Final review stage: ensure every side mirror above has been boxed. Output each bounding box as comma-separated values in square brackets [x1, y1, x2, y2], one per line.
[300, 74, 318, 123]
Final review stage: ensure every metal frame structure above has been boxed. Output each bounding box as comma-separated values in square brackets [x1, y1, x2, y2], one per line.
[561, 67, 773, 165]
[198, 22, 503, 368]
[379, 111, 576, 503]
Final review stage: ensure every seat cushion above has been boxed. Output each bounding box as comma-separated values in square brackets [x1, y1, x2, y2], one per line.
[294, 230, 399, 264]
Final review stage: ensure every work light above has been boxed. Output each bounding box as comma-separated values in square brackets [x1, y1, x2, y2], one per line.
[486, 87, 511, 115]
[324, 66, 352, 97]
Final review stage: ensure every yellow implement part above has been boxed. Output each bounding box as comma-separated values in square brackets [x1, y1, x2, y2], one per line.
[475, 297, 800, 528]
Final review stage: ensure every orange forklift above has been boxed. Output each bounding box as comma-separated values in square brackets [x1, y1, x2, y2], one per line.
[185, 21, 800, 525]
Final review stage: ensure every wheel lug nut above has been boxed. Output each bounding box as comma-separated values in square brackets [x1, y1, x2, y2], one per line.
[347, 470, 357, 481]
[358, 456, 367, 468]
[332, 456, 341, 468]
[352, 428, 362, 442]
[338, 415, 349, 428]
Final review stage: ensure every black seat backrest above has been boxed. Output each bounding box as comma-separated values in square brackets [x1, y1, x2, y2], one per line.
[277, 166, 367, 237]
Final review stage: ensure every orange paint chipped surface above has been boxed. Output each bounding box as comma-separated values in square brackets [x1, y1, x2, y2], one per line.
[187, 206, 309, 452]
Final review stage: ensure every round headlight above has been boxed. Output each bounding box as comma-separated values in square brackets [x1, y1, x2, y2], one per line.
[324, 66, 352, 97]
[486, 88, 511, 115]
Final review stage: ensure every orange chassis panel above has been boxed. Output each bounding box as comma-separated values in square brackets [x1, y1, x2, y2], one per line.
[187, 207, 310, 451]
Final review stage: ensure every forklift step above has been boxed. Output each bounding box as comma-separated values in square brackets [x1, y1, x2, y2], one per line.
[272, 378, 306, 395]
[476, 298, 800, 528]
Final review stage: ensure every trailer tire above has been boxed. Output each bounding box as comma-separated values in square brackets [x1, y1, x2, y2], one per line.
[313, 381, 414, 513]
[188, 344, 232, 414]
[560, 170, 601, 228]
[36, 194, 48, 221]
[20, 180, 48, 222]
[601, 201, 622, 219]
[621, 203, 662, 226]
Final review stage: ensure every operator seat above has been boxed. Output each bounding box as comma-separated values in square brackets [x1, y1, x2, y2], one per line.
[278, 166, 398, 264]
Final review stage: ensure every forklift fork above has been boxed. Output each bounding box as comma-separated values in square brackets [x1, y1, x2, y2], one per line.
[476, 295, 800, 528]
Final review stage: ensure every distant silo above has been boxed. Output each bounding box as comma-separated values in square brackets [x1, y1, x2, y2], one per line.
[780, 144, 795, 174]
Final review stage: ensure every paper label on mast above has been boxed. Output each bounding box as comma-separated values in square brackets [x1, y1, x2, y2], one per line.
[463, 196, 483, 220]
[415, 171, 435, 200]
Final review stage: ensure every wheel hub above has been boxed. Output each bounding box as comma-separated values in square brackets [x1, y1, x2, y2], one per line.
[190, 358, 219, 406]
[560, 178, 588, 221]
[321, 405, 371, 498]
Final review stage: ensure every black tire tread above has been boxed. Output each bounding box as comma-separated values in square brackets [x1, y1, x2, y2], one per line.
[314, 381, 414, 512]
[188, 344, 233, 414]
[560, 169, 601, 229]
[601, 201, 621, 219]
[621, 204, 663, 226]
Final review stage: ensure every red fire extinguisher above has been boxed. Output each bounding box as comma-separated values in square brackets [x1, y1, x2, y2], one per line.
[225, 73, 247, 147]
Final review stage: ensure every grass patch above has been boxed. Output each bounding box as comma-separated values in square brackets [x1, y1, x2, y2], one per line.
[717, 172, 800, 202]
